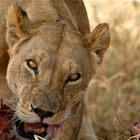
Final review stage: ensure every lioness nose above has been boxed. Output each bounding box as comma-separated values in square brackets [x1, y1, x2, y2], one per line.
[31, 104, 54, 120]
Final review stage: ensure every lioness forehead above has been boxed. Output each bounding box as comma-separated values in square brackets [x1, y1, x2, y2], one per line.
[33, 23, 85, 51]
[17, 23, 89, 64]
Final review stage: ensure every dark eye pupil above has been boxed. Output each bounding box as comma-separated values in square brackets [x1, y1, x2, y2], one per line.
[68, 73, 81, 82]
[26, 59, 38, 74]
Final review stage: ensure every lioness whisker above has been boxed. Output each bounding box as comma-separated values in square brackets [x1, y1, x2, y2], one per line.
[1, 96, 17, 103]
[8, 116, 19, 125]
[1, 97, 17, 108]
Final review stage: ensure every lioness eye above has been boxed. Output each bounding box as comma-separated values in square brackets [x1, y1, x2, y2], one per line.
[26, 59, 38, 74]
[68, 73, 81, 82]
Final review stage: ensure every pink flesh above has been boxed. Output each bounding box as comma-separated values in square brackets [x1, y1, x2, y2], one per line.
[131, 122, 140, 135]
[0, 99, 16, 140]
[47, 124, 63, 138]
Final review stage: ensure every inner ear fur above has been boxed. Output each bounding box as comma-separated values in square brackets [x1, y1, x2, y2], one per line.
[86, 23, 110, 64]
[6, 3, 30, 47]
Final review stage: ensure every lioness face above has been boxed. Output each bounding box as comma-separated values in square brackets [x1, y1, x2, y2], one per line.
[7, 24, 92, 123]
[5, 4, 110, 140]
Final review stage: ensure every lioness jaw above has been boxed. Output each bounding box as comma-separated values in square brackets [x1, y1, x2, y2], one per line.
[0, 0, 110, 140]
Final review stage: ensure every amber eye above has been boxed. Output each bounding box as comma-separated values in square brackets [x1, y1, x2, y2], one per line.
[68, 73, 81, 82]
[26, 59, 38, 74]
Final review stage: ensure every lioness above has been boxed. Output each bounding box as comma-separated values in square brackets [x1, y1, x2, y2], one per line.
[0, 0, 110, 140]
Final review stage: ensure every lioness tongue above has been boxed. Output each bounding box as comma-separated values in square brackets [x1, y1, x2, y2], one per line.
[24, 123, 47, 135]
[23, 122, 62, 137]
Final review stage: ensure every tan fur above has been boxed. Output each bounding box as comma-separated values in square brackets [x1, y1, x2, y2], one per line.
[0, 0, 110, 140]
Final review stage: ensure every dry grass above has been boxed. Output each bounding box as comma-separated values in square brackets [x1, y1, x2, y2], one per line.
[84, 0, 140, 140]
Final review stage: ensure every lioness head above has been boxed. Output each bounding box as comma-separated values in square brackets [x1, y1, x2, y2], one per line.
[5, 3, 110, 140]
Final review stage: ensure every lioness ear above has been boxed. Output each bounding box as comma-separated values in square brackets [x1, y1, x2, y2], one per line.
[86, 23, 110, 64]
[6, 3, 30, 47]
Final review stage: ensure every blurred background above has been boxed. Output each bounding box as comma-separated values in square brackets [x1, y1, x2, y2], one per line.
[83, 0, 140, 139]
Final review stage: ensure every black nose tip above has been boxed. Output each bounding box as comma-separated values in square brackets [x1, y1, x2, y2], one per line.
[31, 104, 54, 120]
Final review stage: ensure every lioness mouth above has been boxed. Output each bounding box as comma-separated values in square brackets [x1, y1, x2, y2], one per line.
[16, 120, 62, 139]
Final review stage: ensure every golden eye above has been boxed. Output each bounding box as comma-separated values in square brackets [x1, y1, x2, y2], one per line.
[68, 73, 81, 82]
[26, 59, 38, 74]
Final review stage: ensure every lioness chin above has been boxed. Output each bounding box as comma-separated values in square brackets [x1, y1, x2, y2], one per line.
[0, 0, 110, 140]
